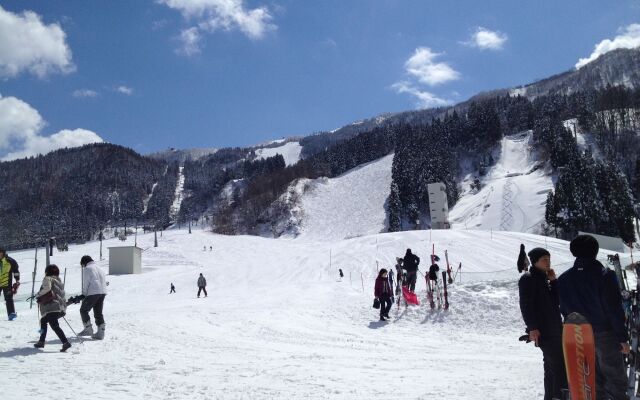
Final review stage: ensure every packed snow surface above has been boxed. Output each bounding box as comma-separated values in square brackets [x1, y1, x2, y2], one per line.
[255, 141, 302, 166]
[450, 131, 553, 233]
[296, 154, 393, 240]
[3, 227, 629, 399]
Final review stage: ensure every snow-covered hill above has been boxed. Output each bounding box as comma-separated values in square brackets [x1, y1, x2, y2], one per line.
[450, 131, 553, 233]
[255, 141, 302, 166]
[2, 228, 631, 399]
[292, 154, 393, 240]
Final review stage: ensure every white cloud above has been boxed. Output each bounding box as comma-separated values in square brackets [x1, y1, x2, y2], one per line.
[391, 81, 451, 108]
[464, 27, 508, 50]
[404, 47, 460, 86]
[116, 86, 133, 95]
[0, 94, 103, 161]
[576, 24, 640, 69]
[159, 0, 275, 55]
[72, 89, 98, 98]
[0, 5, 75, 79]
[177, 27, 202, 56]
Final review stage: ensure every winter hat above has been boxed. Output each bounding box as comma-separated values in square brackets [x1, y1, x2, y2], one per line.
[528, 247, 550, 266]
[570, 235, 599, 259]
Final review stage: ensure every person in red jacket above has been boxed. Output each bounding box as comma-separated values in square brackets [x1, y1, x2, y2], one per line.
[374, 269, 393, 321]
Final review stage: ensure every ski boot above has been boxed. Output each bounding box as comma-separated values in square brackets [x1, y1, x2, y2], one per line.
[92, 323, 106, 340]
[8, 312, 17, 321]
[60, 342, 71, 352]
[33, 341, 45, 348]
[78, 320, 94, 336]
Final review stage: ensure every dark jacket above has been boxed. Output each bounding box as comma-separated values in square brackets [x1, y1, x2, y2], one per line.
[0, 256, 20, 288]
[517, 245, 530, 273]
[374, 276, 392, 298]
[403, 253, 420, 273]
[518, 266, 563, 337]
[428, 264, 440, 280]
[557, 257, 629, 342]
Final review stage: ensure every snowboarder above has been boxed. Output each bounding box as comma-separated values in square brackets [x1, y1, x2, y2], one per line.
[169, 283, 176, 294]
[78, 256, 107, 340]
[402, 249, 420, 292]
[197, 273, 207, 298]
[34, 265, 71, 352]
[0, 248, 20, 320]
[557, 235, 629, 400]
[374, 269, 392, 321]
[518, 247, 567, 400]
[517, 243, 530, 273]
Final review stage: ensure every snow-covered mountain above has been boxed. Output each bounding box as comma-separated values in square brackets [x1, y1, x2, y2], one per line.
[2, 227, 632, 399]
[148, 147, 218, 163]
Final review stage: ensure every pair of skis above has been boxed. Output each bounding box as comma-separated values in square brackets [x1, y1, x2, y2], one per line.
[424, 272, 449, 310]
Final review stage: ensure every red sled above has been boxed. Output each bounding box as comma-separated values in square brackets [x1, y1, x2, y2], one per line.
[402, 286, 420, 305]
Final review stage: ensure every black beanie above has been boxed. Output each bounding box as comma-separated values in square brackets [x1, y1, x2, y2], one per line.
[528, 247, 550, 265]
[570, 235, 599, 258]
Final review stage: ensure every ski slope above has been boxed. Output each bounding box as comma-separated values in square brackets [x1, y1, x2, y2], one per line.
[450, 131, 553, 233]
[255, 141, 302, 166]
[1, 228, 628, 399]
[296, 154, 393, 240]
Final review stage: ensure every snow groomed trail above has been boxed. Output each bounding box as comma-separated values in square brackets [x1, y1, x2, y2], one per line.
[450, 131, 554, 234]
[1, 229, 629, 399]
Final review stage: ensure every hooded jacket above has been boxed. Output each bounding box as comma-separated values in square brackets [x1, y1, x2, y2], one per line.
[518, 265, 563, 337]
[0, 256, 19, 288]
[557, 257, 628, 342]
[37, 276, 66, 317]
[198, 275, 206, 287]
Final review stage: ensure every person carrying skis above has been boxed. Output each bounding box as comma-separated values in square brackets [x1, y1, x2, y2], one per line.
[34, 265, 71, 352]
[374, 269, 393, 321]
[0, 248, 20, 320]
[402, 249, 420, 292]
[197, 273, 207, 298]
[170, 283, 176, 294]
[518, 247, 567, 400]
[557, 235, 629, 400]
[517, 243, 530, 273]
[78, 256, 107, 340]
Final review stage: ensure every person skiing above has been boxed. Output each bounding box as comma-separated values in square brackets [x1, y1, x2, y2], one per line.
[78, 256, 107, 340]
[0, 248, 20, 320]
[374, 269, 393, 321]
[518, 247, 567, 400]
[557, 235, 629, 400]
[197, 273, 207, 298]
[402, 249, 420, 292]
[517, 243, 530, 273]
[34, 265, 71, 352]
[169, 283, 176, 294]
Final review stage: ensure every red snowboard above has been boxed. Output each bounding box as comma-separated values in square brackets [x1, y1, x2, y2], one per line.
[563, 312, 596, 400]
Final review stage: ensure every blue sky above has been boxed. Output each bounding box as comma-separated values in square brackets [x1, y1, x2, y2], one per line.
[0, 0, 638, 159]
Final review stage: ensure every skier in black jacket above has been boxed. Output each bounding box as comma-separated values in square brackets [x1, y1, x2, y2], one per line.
[558, 235, 629, 400]
[518, 247, 567, 400]
[402, 249, 420, 292]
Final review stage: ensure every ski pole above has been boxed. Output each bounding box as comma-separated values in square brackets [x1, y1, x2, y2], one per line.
[62, 316, 84, 344]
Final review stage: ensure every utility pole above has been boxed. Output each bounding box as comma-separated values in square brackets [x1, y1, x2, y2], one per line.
[154, 228, 158, 247]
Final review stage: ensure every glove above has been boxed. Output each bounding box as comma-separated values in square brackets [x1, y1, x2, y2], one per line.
[12, 282, 19, 294]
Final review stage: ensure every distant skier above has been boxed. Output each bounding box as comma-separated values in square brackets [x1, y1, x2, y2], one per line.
[517, 244, 530, 273]
[0, 248, 20, 320]
[169, 283, 176, 294]
[339, 269, 344, 279]
[197, 273, 207, 298]
[374, 269, 392, 321]
[209, 246, 212, 251]
[34, 265, 71, 352]
[518, 247, 567, 400]
[558, 235, 629, 400]
[78, 256, 107, 340]
[402, 249, 420, 292]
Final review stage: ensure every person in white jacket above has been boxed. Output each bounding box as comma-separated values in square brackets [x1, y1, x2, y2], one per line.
[78, 255, 107, 340]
